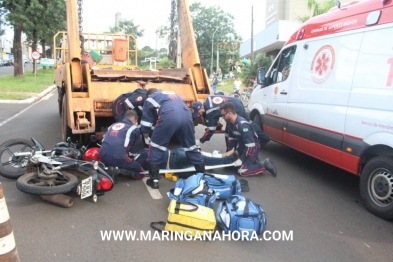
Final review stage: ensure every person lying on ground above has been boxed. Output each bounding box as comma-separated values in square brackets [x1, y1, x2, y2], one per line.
[135, 147, 240, 171]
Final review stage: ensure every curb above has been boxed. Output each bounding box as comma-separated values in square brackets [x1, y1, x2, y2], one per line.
[0, 84, 57, 104]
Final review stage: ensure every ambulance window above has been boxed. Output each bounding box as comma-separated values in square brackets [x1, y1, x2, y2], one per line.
[267, 46, 297, 85]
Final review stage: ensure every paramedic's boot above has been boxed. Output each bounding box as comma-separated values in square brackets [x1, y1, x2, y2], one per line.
[261, 158, 277, 177]
[147, 163, 160, 189]
[230, 150, 239, 163]
[194, 162, 206, 174]
[107, 166, 119, 184]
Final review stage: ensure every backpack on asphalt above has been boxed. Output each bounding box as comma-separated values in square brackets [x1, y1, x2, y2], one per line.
[167, 173, 217, 208]
[203, 173, 241, 200]
[216, 195, 266, 240]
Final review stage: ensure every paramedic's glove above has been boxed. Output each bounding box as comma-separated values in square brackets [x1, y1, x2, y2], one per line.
[144, 137, 151, 145]
[195, 139, 202, 146]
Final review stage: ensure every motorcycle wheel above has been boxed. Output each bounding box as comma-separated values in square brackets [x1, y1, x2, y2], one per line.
[228, 92, 240, 100]
[16, 171, 79, 195]
[0, 138, 34, 179]
[242, 95, 249, 107]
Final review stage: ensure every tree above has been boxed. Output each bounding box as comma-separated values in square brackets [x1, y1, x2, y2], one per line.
[1, 0, 31, 77]
[0, 6, 6, 36]
[187, 3, 241, 75]
[155, 25, 169, 57]
[242, 53, 273, 86]
[109, 19, 144, 50]
[0, 0, 65, 75]
[21, 0, 65, 72]
[298, 0, 336, 22]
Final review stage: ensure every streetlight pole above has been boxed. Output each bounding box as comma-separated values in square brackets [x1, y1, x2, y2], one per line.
[210, 26, 220, 77]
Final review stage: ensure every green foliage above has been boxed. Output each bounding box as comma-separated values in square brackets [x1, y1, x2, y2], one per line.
[188, 3, 241, 74]
[23, 0, 66, 57]
[0, 68, 55, 94]
[109, 19, 144, 51]
[157, 57, 175, 68]
[138, 47, 155, 65]
[109, 19, 145, 37]
[242, 53, 273, 86]
[298, 0, 336, 22]
[1, 0, 66, 76]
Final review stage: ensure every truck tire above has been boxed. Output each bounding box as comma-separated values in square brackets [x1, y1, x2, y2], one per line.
[61, 96, 73, 142]
[16, 171, 79, 195]
[359, 156, 393, 220]
[58, 87, 64, 117]
[0, 138, 34, 179]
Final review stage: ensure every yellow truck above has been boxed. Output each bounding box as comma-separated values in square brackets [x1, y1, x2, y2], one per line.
[54, 0, 212, 142]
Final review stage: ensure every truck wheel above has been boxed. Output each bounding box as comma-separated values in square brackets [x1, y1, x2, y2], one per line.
[0, 138, 34, 179]
[58, 87, 64, 117]
[359, 156, 393, 220]
[61, 96, 73, 142]
[16, 171, 79, 195]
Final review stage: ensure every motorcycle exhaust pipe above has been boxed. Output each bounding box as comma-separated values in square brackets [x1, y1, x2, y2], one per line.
[40, 194, 74, 208]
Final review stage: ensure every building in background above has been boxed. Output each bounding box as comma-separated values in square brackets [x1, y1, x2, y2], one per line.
[240, 0, 353, 60]
[0, 35, 13, 60]
[240, 0, 310, 59]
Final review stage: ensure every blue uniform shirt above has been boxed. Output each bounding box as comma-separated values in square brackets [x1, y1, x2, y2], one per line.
[140, 91, 186, 135]
[200, 95, 250, 143]
[226, 115, 259, 160]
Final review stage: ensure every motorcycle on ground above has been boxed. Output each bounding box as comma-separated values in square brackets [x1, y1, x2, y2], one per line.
[0, 136, 114, 203]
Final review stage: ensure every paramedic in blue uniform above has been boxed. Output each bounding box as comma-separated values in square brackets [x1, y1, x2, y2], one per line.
[140, 88, 205, 189]
[112, 88, 147, 122]
[99, 110, 144, 182]
[191, 95, 270, 147]
[219, 102, 277, 177]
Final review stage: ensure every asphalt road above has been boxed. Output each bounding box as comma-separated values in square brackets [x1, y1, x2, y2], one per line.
[0, 93, 392, 262]
[0, 63, 41, 77]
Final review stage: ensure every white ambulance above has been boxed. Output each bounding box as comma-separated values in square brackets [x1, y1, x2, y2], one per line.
[248, 0, 393, 219]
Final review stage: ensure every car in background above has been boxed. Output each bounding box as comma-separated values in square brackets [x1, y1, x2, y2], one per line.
[3, 59, 13, 66]
[0, 60, 6, 66]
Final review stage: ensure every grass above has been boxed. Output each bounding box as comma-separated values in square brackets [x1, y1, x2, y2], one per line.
[0, 93, 30, 100]
[0, 68, 55, 98]
[217, 78, 236, 94]
[0, 67, 237, 100]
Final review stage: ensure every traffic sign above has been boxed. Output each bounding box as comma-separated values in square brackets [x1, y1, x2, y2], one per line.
[31, 50, 40, 60]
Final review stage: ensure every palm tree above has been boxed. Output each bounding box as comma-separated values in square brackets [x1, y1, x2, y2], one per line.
[242, 53, 273, 86]
[298, 0, 336, 22]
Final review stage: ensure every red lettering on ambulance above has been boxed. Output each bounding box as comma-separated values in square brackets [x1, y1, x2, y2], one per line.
[387, 58, 393, 87]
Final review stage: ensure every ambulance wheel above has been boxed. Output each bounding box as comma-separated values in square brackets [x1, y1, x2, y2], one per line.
[359, 156, 393, 220]
[16, 171, 79, 195]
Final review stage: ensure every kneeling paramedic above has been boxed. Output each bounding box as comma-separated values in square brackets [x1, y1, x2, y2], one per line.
[220, 102, 277, 177]
[112, 88, 147, 123]
[141, 88, 205, 189]
[99, 110, 144, 182]
[191, 95, 270, 147]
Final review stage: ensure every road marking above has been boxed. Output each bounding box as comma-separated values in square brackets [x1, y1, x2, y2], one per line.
[0, 101, 37, 128]
[0, 88, 55, 127]
[40, 93, 54, 101]
[142, 177, 162, 199]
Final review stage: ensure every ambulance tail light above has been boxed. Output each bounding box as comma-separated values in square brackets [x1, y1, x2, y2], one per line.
[296, 29, 305, 40]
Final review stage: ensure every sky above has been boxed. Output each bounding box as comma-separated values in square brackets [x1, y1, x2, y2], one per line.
[81, 0, 266, 48]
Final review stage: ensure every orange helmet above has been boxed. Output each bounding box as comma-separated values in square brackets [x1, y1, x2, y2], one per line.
[84, 147, 101, 162]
